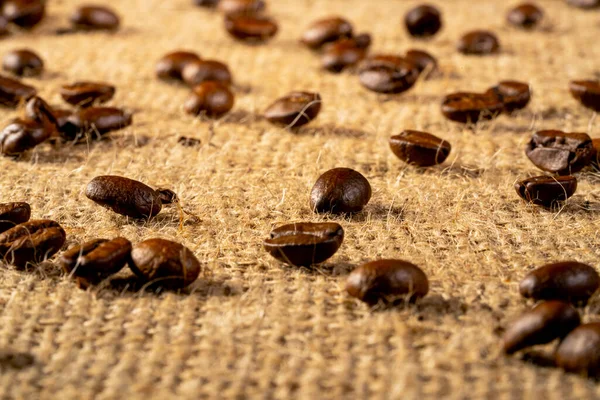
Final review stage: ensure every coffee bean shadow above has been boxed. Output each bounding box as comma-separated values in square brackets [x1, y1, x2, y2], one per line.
[561, 198, 600, 215]
[232, 83, 253, 95]
[376, 93, 440, 104]
[490, 123, 533, 134]
[414, 294, 468, 318]
[520, 349, 557, 369]
[221, 109, 261, 125]
[521, 107, 572, 120]
[440, 164, 486, 179]
[0, 350, 37, 371]
[14, 145, 86, 164]
[295, 124, 369, 138]
[308, 261, 356, 277]
[349, 202, 406, 223]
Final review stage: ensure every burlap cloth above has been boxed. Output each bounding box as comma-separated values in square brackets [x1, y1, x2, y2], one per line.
[1, 0, 600, 398]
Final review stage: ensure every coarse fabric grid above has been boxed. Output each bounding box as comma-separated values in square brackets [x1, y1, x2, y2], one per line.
[0, 0, 600, 399]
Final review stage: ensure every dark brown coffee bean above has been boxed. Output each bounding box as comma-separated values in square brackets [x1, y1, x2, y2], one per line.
[182, 60, 232, 87]
[2, 0, 45, 29]
[68, 107, 132, 139]
[515, 175, 577, 207]
[218, 0, 265, 14]
[520, 261, 600, 304]
[566, 0, 600, 9]
[263, 91, 321, 128]
[85, 175, 172, 219]
[0, 119, 49, 155]
[155, 188, 178, 205]
[178, 136, 201, 147]
[129, 238, 201, 289]
[346, 259, 429, 305]
[310, 168, 371, 214]
[592, 138, 600, 167]
[358, 55, 419, 94]
[502, 301, 580, 354]
[556, 323, 600, 376]
[0, 75, 36, 107]
[0, 219, 66, 268]
[156, 51, 201, 82]
[24, 96, 59, 137]
[0, 351, 35, 370]
[60, 82, 115, 108]
[525, 130, 594, 175]
[404, 4, 442, 38]
[263, 222, 344, 267]
[569, 80, 600, 112]
[507, 3, 544, 29]
[0, 202, 30, 233]
[194, 0, 219, 7]
[487, 80, 531, 113]
[70, 5, 120, 31]
[184, 81, 234, 117]
[300, 17, 353, 50]
[389, 130, 451, 167]
[441, 92, 504, 123]
[405, 49, 437, 78]
[49, 108, 79, 140]
[0, 16, 9, 37]
[321, 35, 371, 73]
[458, 30, 500, 55]
[59, 237, 132, 287]
[2, 49, 43, 77]
[224, 13, 278, 42]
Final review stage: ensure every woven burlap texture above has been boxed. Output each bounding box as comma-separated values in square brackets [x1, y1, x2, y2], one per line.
[1, 0, 600, 398]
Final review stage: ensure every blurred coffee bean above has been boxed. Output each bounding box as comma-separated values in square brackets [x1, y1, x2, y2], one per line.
[515, 175, 577, 207]
[182, 60, 232, 87]
[184, 81, 234, 117]
[405, 49, 437, 78]
[310, 167, 371, 214]
[389, 130, 451, 166]
[358, 55, 419, 94]
[0, 74, 36, 107]
[566, 0, 600, 9]
[60, 81, 115, 108]
[2, 0, 45, 29]
[0, 16, 9, 36]
[2, 49, 43, 77]
[156, 51, 201, 82]
[50, 109, 78, 140]
[263, 91, 321, 127]
[441, 92, 503, 123]
[569, 80, 600, 112]
[194, 0, 219, 7]
[68, 107, 132, 138]
[301, 16, 353, 50]
[404, 4, 442, 38]
[486, 80, 531, 113]
[556, 323, 600, 376]
[24, 96, 59, 136]
[70, 5, 120, 31]
[0, 202, 30, 233]
[178, 136, 201, 147]
[507, 3, 544, 29]
[525, 130, 593, 175]
[458, 30, 500, 55]
[224, 13, 277, 42]
[0, 119, 49, 155]
[218, 0, 265, 14]
[0, 219, 66, 268]
[321, 34, 371, 73]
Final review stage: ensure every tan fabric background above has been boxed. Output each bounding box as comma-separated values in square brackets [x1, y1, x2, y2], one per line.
[1, 0, 600, 398]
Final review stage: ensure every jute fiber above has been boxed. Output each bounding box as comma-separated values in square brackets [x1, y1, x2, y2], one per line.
[1, 0, 600, 398]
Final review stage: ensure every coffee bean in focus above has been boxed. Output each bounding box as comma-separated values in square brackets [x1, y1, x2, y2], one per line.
[310, 168, 371, 214]
[389, 130, 451, 167]
[515, 175, 577, 207]
[264, 91, 321, 128]
[0, 219, 66, 268]
[525, 130, 594, 175]
[0, 202, 30, 233]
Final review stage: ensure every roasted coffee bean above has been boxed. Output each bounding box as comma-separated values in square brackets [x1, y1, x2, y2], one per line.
[263, 91, 321, 128]
[2, 0, 45, 29]
[441, 92, 503, 123]
[155, 188, 178, 205]
[556, 323, 600, 376]
[389, 130, 451, 167]
[405, 49, 437, 78]
[487, 80, 531, 113]
[300, 17, 353, 50]
[263, 222, 344, 267]
[2, 49, 43, 77]
[0, 202, 30, 233]
[358, 55, 419, 94]
[85, 175, 172, 219]
[515, 175, 577, 207]
[0, 16, 9, 37]
[346, 259, 429, 304]
[0, 119, 49, 155]
[129, 238, 201, 289]
[178, 136, 201, 147]
[24, 96, 59, 136]
[457, 30, 500, 55]
[184, 81, 234, 117]
[0, 75, 36, 107]
[70, 5, 120, 31]
[502, 301, 580, 354]
[321, 35, 371, 73]
[0, 351, 35, 370]
[68, 107, 132, 138]
[310, 168, 371, 214]
[60, 82, 115, 108]
[0, 219, 66, 268]
[507, 3, 544, 29]
[50, 109, 79, 140]
[194, 0, 219, 7]
[224, 13, 278, 42]
[156, 51, 201, 82]
[218, 0, 265, 14]
[404, 4, 442, 38]
[520, 261, 600, 304]
[525, 130, 594, 175]
[182, 60, 232, 87]
[566, 0, 600, 9]
[59, 237, 131, 287]
[569, 80, 600, 112]
[592, 138, 600, 167]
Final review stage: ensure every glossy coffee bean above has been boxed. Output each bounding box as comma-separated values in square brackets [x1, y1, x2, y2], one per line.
[487, 80, 531, 113]
[182, 60, 232, 87]
[515, 175, 577, 207]
[224, 13, 278, 42]
[70, 5, 120, 31]
[569, 80, 600, 112]
[310, 168, 371, 214]
[566, 0, 600, 9]
[0, 75, 36, 107]
[556, 323, 600, 376]
[129, 238, 201, 289]
[346, 259, 429, 305]
[0, 202, 30, 233]
[24, 96, 59, 137]
[67, 107, 132, 139]
[358, 55, 419, 94]
[218, 0, 265, 14]
[156, 51, 201, 82]
[263, 222, 344, 267]
[0, 119, 49, 155]
[60, 82, 115, 108]
[389, 130, 451, 167]
[50, 109, 79, 140]
[59, 237, 131, 287]
[321, 34, 371, 73]
[0, 219, 66, 268]
[2, 0, 45, 29]
[2, 49, 43, 77]
[184, 81, 234, 117]
[300, 17, 353, 50]
[457, 30, 500, 55]
[404, 4, 442, 38]
[405, 49, 437, 78]
[507, 3, 544, 29]
[502, 301, 580, 354]
[525, 130, 594, 175]
[263, 91, 321, 128]
[441, 92, 503, 123]
[520, 261, 600, 304]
